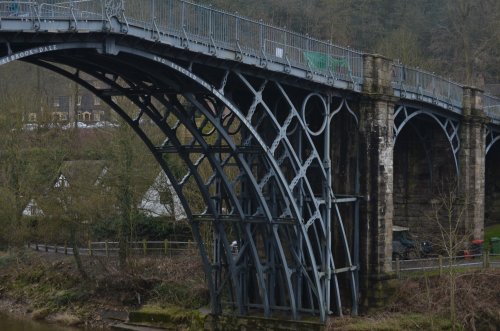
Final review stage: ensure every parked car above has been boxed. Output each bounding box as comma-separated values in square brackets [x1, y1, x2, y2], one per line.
[459, 239, 484, 259]
[392, 225, 433, 260]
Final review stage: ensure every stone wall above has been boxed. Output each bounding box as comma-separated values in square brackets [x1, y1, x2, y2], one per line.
[393, 117, 457, 240]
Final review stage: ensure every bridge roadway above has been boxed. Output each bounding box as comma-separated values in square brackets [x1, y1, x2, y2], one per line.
[0, 0, 499, 324]
[0, 0, 498, 119]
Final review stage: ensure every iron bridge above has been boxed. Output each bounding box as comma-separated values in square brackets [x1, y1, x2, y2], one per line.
[0, 0, 499, 323]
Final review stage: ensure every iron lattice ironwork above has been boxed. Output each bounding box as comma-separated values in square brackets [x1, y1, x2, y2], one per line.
[486, 127, 500, 155]
[104, 0, 124, 19]
[0, 41, 360, 320]
[0, 0, 499, 323]
[394, 104, 461, 174]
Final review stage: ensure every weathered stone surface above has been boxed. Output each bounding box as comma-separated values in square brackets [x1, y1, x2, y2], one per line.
[393, 117, 457, 239]
[358, 54, 397, 308]
[460, 87, 487, 239]
[128, 305, 324, 331]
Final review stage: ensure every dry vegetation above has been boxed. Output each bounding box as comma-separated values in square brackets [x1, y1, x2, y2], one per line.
[391, 271, 500, 330]
[328, 270, 500, 331]
[0, 248, 208, 328]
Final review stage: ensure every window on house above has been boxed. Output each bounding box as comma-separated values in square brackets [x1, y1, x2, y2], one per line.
[94, 96, 101, 106]
[93, 112, 101, 121]
[28, 113, 37, 122]
[53, 97, 60, 107]
[54, 174, 70, 188]
[77, 95, 82, 106]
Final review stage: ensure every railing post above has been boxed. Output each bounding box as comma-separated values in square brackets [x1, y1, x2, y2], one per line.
[152, 0, 155, 30]
[416, 70, 420, 94]
[88, 240, 93, 257]
[432, 75, 435, 97]
[448, 79, 451, 101]
[55, 244, 58, 254]
[105, 240, 109, 258]
[36, 243, 39, 251]
[483, 251, 489, 269]
[164, 239, 169, 256]
[209, 5, 212, 38]
[143, 239, 147, 256]
[45, 243, 48, 252]
[395, 257, 400, 279]
[181, 0, 185, 27]
[64, 242, 67, 255]
[235, 15, 239, 44]
[259, 19, 263, 52]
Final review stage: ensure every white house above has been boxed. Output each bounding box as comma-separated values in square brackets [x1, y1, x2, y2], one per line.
[138, 171, 186, 221]
[21, 198, 45, 217]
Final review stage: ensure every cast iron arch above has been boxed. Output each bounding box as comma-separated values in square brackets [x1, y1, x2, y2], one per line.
[328, 97, 361, 305]
[394, 105, 460, 174]
[486, 127, 500, 156]
[0, 41, 359, 321]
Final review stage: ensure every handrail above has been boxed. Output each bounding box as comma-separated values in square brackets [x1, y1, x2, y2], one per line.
[0, 1, 499, 113]
[392, 63, 464, 109]
[29, 240, 196, 257]
[484, 94, 500, 121]
[0, 0, 364, 85]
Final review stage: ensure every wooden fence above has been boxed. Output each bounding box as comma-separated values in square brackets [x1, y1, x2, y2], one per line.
[29, 240, 196, 257]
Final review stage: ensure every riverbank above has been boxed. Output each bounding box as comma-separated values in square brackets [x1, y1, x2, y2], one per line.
[1, 248, 500, 330]
[0, 248, 208, 329]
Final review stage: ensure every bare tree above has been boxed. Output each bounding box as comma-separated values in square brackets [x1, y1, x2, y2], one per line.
[426, 180, 472, 331]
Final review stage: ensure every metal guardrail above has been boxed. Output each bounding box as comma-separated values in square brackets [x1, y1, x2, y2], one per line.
[393, 253, 500, 278]
[392, 63, 464, 109]
[29, 240, 196, 257]
[123, 0, 364, 85]
[0, 0, 364, 86]
[484, 94, 500, 121]
[0, 1, 499, 115]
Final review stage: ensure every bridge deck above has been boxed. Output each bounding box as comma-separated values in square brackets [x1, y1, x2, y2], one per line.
[0, 0, 498, 122]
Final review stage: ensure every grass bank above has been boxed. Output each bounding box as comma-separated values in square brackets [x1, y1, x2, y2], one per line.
[0, 248, 209, 328]
[1, 248, 499, 330]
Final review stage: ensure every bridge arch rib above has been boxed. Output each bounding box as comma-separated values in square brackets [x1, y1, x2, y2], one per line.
[486, 127, 500, 156]
[393, 103, 460, 242]
[394, 105, 460, 174]
[0, 41, 360, 321]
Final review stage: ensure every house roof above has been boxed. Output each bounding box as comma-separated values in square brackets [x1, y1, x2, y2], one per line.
[56, 160, 108, 188]
[22, 198, 45, 217]
[138, 171, 186, 221]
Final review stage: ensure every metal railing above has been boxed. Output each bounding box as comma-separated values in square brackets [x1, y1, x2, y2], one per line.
[123, 0, 364, 84]
[29, 240, 196, 257]
[0, 1, 500, 114]
[392, 63, 464, 109]
[393, 252, 500, 278]
[484, 94, 500, 121]
[0, 0, 364, 85]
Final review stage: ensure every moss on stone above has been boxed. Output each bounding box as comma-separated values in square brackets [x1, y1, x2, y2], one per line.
[129, 304, 206, 330]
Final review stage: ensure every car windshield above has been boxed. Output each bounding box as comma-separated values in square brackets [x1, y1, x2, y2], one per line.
[393, 226, 413, 244]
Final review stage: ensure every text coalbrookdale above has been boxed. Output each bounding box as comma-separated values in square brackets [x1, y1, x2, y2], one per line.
[0, 45, 58, 65]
